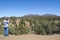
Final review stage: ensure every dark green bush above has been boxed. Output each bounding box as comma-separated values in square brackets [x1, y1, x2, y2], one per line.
[31, 25, 46, 35]
[45, 25, 52, 35]
[18, 24, 30, 35]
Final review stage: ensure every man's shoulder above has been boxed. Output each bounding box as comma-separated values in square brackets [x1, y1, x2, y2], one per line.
[3, 20, 7, 22]
[3, 20, 9, 22]
[3, 20, 6, 21]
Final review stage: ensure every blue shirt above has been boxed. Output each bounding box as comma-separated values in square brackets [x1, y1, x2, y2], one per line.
[3, 20, 9, 27]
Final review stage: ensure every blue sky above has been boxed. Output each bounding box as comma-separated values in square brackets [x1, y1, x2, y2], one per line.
[0, 0, 60, 17]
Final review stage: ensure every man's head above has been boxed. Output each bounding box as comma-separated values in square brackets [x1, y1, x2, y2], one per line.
[4, 17, 8, 20]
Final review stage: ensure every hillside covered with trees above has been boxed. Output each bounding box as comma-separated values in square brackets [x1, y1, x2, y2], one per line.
[0, 14, 60, 35]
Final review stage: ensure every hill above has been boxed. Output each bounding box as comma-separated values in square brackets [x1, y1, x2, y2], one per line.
[41, 14, 58, 17]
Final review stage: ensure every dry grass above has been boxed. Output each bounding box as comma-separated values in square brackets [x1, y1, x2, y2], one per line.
[0, 34, 60, 40]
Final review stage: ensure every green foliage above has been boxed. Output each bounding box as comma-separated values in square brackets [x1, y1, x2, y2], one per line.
[9, 25, 15, 35]
[11, 16, 16, 24]
[0, 25, 4, 34]
[18, 20, 30, 35]
[18, 24, 30, 35]
[1, 16, 60, 35]
[31, 25, 46, 35]
[45, 25, 52, 35]
[57, 23, 60, 28]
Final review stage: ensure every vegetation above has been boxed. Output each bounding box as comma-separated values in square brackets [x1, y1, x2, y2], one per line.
[0, 14, 60, 35]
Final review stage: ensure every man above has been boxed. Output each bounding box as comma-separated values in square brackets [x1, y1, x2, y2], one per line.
[3, 17, 10, 36]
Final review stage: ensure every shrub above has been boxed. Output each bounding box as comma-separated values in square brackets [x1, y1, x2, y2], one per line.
[32, 25, 46, 35]
[9, 25, 15, 35]
[18, 24, 30, 35]
[14, 19, 30, 35]
[45, 25, 52, 35]
[0, 25, 4, 35]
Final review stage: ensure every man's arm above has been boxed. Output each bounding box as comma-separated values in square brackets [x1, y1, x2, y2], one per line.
[7, 19, 10, 22]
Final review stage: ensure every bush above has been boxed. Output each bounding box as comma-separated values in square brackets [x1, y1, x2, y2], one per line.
[13, 19, 30, 35]
[18, 24, 30, 35]
[0, 25, 4, 35]
[9, 25, 15, 35]
[45, 25, 52, 35]
[32, 25, 46, 35]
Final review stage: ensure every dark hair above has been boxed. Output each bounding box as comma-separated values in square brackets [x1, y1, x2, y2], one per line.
[6, 18, 8, 20]
[4, 17, 8, 20]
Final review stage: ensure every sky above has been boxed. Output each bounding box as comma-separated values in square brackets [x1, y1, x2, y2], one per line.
[0, 0, 60, 17]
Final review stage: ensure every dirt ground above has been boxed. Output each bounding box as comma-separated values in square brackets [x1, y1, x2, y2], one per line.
[0, 34, 60, 40]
